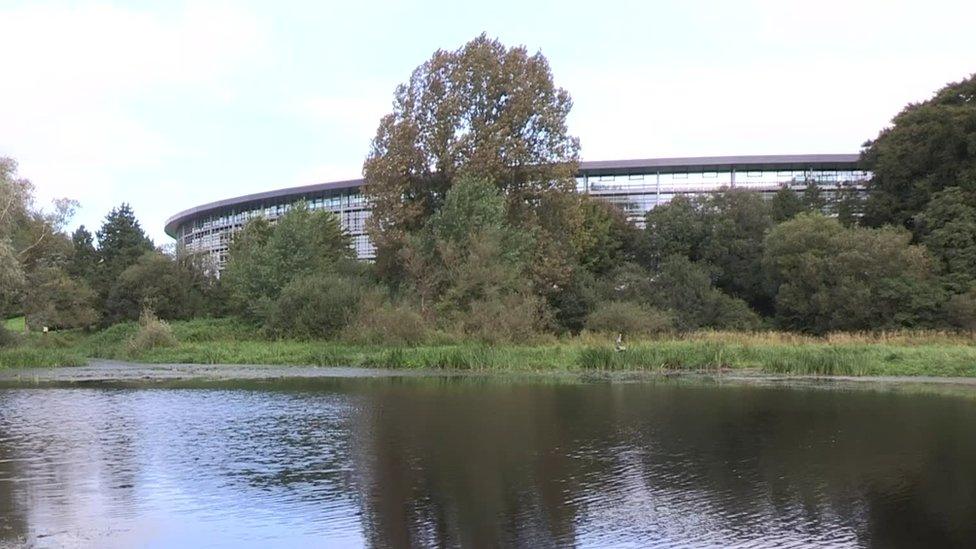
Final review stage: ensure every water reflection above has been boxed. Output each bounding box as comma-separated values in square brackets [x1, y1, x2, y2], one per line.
[1, 378, 975, 547]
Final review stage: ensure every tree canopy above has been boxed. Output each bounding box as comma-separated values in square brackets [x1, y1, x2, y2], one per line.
[222, 203, 354, 322]
[763, 214, 944, 333]
[862, 73, 976, 228]
[363, 34, 580, 278]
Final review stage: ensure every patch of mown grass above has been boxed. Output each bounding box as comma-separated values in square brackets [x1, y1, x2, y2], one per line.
[4, 316, 25, 332]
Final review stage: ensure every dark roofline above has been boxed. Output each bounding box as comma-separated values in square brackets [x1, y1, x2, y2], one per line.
[164, 178, 364, 237]
[165, 154, 863, 238]
[578, 153, 861, 175]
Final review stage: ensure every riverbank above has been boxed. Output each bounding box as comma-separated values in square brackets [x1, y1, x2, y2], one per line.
[2, 318, 976, 377]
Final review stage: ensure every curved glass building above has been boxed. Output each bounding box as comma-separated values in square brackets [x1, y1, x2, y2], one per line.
[165, 154, 867, 268]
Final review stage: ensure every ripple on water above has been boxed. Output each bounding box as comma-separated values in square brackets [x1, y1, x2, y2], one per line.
[1, 380, 975, 547]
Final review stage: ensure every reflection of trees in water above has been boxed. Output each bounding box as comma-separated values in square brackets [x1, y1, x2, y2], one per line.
[628, 386, 976, 545]
[0, 394, 29, 545]
[349, 379, 598, 547]
[1, 380, 975, 546]
[347, 380, 976, 547]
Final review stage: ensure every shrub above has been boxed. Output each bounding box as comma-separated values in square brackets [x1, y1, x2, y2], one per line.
[266, 274, 363, 339]
[947, 289, 976, 330]
[0, 326, 15, 348]
[125, 309, 178, 355]
[344, 296, 429, 345]
[455, 292, 549, 344]
[585, 301, 672, 336]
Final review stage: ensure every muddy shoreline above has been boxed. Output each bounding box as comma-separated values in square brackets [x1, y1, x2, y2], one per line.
[3, 360, 976, 392]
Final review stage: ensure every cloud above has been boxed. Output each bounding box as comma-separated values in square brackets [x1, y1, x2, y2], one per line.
[0, 1, 266, 235]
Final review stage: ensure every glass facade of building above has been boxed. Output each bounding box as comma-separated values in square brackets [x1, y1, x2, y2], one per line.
[166, 155, 867, 270]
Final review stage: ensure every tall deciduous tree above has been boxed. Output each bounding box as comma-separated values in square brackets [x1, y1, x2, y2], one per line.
[1, 157, 77, 325]
[861, 74, 976, 228]
[403, 176, 546, 340]
[915, 186, 976, 292]
[363, 34, 580, 279]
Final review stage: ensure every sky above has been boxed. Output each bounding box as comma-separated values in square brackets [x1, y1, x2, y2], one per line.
[1, 0, 974, 243]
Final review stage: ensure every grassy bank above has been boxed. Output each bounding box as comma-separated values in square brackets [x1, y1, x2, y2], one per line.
[2, 318, 976, 377]
[3, 316, 25, 332]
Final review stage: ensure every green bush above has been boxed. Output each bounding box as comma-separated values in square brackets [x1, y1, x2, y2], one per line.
[0, 325, 15, 348]
[585, 301, 672, 336]
[266, 274, 362, 339]
[344, 297, 429, 345]
[455, 292, 549, 344]
[946, 289, 976, 330]
[125, 310, 178, 355]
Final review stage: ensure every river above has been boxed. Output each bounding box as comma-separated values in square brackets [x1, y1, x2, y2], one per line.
[1, 369, 974, 547]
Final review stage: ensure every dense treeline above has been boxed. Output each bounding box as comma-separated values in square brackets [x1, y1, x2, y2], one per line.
[2, 36, 975, 345]
[0, 164, 220, 342]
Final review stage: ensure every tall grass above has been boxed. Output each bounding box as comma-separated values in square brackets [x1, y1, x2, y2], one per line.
[4, 316, 976, 377]
[0, 348, 87, 368]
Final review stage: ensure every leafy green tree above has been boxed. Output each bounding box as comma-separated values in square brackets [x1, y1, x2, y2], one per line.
[862, 74, 976, 227]
[403, 176, 546, 340]
[763, 213, 945, 333]
[67, 225, 98, 285]
[266, 273, 364, 339]
[95, 204, 153, 303]
[596, 259, 758, 331]
[585, 301, 672, 336]
[575, 196, 642, 275]
[105, 251, 217, 323]
[544, 198, 643, 333]
[915, 186, 976, 292]
[646, 255, 760, 331]
[643, 190, 774, 311]
[223, 203, 354, 321]
[946, 287, 976, 330]
[1, 157, 77, 324]
[547, 269, 598, 334]
[0, 240, 24, 321]
[696, 191, 774, 311]
[363, 34, 580, 279]
[641, 195, 706, 268]
[770, 185, 805, 222]
[800, 182, 827, 212]
[23, 267, 99, 330]
[832, 184, 864, 227]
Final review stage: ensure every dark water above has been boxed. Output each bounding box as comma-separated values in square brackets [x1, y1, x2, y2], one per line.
[1, 377, 975, 548]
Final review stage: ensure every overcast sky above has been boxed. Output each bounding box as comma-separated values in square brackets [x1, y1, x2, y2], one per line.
[1, 0, 974, 243]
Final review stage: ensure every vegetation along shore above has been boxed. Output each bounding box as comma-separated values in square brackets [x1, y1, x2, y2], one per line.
[4, 317, 976, 379]
[3, 38, 976, 379]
